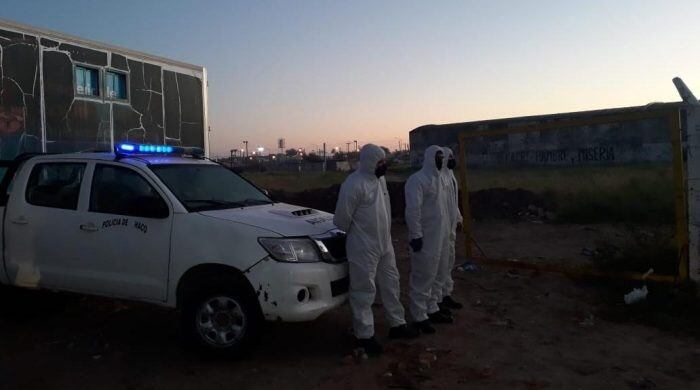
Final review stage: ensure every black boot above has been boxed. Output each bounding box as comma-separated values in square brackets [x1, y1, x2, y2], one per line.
[356, 337, 383, 356]
[442, 295, 463, 310]
[414, 319, 436, 334]
[389, 324, 420, 339]
[428, 310, 454, 324]
[438, 302, 452, 316]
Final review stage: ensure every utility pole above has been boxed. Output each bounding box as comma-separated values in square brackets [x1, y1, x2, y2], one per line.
[230, 149, 234, 168]
[346, 142, 350, 155]
[323, 142, 327, 172]
[243, 140, 249, 157]
[354, 140, 358, 152]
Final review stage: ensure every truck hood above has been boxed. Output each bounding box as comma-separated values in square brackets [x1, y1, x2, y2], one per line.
[197, 202, 338, 236]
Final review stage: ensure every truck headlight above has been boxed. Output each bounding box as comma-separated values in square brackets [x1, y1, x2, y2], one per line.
[258, 237, 322, 263]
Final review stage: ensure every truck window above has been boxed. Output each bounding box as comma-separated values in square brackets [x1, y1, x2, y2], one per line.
[150, 164, 272, 212]
[90, 164, 169, 219]
[25, 163, 86, 210]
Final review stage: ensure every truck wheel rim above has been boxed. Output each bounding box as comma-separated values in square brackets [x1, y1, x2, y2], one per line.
[196, 296, 246, 347]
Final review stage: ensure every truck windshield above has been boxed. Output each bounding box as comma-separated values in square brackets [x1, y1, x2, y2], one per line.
[150, 164, 272, 212]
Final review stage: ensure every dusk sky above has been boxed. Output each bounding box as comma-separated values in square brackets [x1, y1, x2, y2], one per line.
[3, 0, 699, 157]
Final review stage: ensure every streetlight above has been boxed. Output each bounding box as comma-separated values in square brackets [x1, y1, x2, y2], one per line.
[394, 137, 402, 152]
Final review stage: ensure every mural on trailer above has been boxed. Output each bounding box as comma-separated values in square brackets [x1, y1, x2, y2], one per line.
[0, 27, 204, 160]
[0, 30, 42, 157]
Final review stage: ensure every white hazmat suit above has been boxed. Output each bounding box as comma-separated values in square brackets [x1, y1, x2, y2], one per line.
[440, 147, 462, 300]
[405, 145, 449, 321]
[334, 144, 407, 339]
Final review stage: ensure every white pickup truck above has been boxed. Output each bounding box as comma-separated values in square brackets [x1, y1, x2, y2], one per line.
[0, 143, 348, 355]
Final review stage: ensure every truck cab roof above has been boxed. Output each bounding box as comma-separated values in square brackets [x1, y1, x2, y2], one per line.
[25, 152, 216, 168]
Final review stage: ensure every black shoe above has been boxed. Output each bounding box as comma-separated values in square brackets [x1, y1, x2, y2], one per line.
[428, 311, 454, 324]
[437, 302, 452, 316]
[414, 320, 436, 334]
[389, 324, 420, 339]
[442, 295, 463, 310]
[357, 337, 383, 356]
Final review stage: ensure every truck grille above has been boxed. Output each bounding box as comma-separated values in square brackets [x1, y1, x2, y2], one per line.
[320, 234, 347, 263]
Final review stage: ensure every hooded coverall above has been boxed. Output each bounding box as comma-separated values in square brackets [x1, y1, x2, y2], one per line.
[405, 145, 449, 321]
[438, 147, 462, 300]
[333, 144, 407, 339]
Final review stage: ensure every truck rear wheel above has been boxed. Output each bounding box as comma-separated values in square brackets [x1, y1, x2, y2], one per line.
[181, 278, 261, 357]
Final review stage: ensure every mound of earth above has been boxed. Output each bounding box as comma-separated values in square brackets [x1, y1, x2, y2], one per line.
[271, 184, 555, 222]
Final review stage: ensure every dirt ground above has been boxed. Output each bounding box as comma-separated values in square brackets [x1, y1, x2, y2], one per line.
[0, 223, 698, 389]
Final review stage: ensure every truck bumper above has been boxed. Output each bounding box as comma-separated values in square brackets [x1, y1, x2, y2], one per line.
[245, 257, 349, 322]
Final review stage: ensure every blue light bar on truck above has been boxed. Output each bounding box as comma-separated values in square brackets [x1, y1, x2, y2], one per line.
[114, 143, 205, 159]
[116, 143, 176, 154]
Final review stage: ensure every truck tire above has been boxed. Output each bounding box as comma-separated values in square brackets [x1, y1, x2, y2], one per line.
[181, 276, 261, 357]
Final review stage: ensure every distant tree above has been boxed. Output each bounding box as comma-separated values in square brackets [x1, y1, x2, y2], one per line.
[380, 146, 391, 156]
[304, 152, 323, 162]
[285, 148, 298, 157]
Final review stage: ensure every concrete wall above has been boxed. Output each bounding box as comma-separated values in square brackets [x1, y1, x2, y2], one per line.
[463, 117, 672, 168]
[684, 104, 700, 282]
[409, 103, 683, 168]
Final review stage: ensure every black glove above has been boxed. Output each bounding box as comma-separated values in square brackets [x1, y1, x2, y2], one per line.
[409, 237, 423, 252]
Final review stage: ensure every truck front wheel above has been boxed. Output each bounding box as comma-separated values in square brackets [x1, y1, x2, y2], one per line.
[181, 280, 261, 356]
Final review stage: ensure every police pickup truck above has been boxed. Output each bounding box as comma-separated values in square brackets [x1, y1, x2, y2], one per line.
[0, 143, 348, 355]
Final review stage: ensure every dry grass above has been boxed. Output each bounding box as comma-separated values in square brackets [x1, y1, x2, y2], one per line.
[467, 163, 676, 224]
[242, 171, 349, 192]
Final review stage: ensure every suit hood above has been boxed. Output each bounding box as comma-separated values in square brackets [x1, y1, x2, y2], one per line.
[359, 144, 385, 175]
[421, 145, 443, 176]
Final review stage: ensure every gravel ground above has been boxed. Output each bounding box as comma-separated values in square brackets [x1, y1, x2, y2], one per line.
[0, 223, 698, 389]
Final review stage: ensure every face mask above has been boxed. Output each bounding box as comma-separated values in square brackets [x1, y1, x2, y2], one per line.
[447, 158, 456, 170]
[375, 163, 388, 178]
[435, 154, 443, 170]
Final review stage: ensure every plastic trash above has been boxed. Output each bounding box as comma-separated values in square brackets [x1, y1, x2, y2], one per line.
[624, 285, 648, 305]
[456, 261, 479, 272]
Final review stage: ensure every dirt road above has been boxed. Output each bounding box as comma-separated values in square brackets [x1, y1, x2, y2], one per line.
[0, 224, 698, 389]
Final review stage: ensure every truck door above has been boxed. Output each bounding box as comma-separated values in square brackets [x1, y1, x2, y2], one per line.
[0, 158, 23, 285]
[4, 161, 89, 289]
[77, 163, 172, 301]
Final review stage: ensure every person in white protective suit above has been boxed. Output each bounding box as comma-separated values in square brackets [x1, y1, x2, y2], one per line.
[405, 145, 453, 334]
[438, 147, 464, 311]
[334, 144, 418, 356]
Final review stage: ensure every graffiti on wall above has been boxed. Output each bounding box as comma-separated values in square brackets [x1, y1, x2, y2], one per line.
[464, 120, 671, 168]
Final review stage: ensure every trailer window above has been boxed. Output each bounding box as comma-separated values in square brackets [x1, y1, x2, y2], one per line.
[106, 71, 128, 100]
[75, 65, 100, 97]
